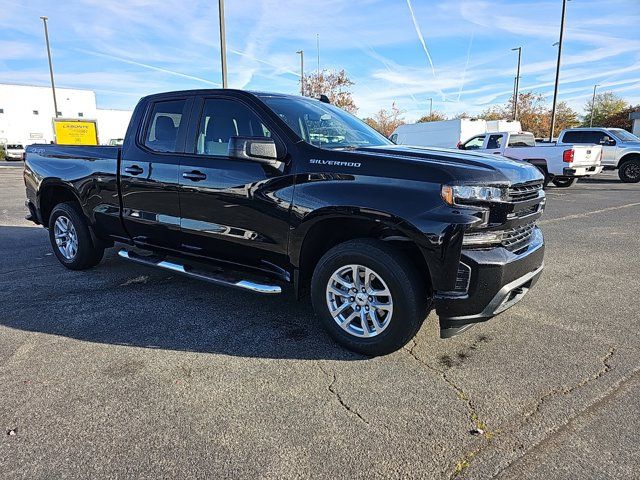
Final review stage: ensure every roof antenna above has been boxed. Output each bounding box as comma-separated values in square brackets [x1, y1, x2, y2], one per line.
[318, 94, 330, 104]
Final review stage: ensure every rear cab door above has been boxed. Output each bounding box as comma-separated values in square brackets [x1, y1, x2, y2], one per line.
[119, 95, 193, 250]
[176, 93, 294, 274]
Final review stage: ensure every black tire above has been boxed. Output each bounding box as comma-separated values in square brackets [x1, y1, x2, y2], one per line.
[311, 239, 429, 356]
[618, 159, 640, 183]
[533, 165, 551, 189]
[551, 177, 577, 188]
[48, 202, 104, 270]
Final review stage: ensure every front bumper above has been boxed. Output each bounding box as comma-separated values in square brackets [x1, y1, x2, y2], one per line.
[435, 228, 544, 337]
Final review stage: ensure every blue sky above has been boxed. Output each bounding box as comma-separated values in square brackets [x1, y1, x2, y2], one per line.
[1, 0, 639, 121]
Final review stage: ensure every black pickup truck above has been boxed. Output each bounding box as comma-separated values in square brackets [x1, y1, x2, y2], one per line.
[24, 89, 545, 355]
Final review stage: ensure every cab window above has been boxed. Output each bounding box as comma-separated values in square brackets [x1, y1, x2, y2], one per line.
[195, 99, 271, 156]
[144, 99, 188, 153]
[463, 135, 485, 150]
[486, 134, 503, 149]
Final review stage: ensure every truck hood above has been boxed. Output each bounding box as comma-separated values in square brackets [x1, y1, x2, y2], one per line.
[356, 145, 542, 185]
[620, 141, 640, 150]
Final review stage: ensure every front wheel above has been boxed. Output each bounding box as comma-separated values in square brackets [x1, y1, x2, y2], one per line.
[552, 177, 577, 188]
[618, 160, 640, 183]
[49, 202, 104, 270]
[311, 239, 429, 356]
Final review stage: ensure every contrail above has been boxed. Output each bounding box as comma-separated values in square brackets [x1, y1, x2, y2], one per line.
[229, 49, 299, 77]
[457, 32, 475, 102]
[405, 0, 445, 101]
[79, 49, 221, 86]
[405, 0, 437, 80]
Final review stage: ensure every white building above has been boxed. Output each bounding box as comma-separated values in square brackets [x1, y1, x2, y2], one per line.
[0, 83, 132, 146]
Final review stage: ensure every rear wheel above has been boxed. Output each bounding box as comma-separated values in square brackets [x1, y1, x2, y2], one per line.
[311, 239, 429, 356]
[552, 177, 577, 188]
[48, 202, 104, 270]
[618, 159, 640, 183]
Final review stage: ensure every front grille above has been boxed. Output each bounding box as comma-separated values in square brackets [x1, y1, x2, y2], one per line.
[454, 263, 471, 293]
[502, 222, 536, 252]
[508, 181, 543, 202]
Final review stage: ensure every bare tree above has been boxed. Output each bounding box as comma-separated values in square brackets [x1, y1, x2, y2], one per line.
[302, 69, 358, 114]
[363, 103, 406, 138]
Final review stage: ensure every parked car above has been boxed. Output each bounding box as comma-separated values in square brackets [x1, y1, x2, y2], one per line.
[390, 118, 522, 149]
[459, 131, 602, 187]
[4, 143, 25, 161]
[24, 89, 546, 355]
[555, 128, 640, 183]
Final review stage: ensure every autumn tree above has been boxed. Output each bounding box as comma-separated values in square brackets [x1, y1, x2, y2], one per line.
[301, 69, 357, 114]
[478, 106, 503, 121]
[478, 92, 579, 138]
[416, 111, 447, 123]
[583, 92, 630, 128]
[553, 101, 581, 133]
[363, 103, 406, 138]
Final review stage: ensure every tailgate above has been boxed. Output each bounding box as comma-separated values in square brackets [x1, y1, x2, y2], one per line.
[570, 145, 602, 167]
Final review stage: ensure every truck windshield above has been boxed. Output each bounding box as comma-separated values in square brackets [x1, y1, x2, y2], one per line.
[260, 96, 392, 150]
[611, 129, 640, 143]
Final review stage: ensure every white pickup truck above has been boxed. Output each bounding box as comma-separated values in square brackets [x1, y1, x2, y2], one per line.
[555, 128, 640, 183]
[459, 131, 602, 187]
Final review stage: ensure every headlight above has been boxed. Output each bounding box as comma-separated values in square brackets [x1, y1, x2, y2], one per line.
[441, 185, 507, 206]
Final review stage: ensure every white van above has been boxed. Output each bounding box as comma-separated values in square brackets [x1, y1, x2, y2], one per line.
[390, 118, 522, 149]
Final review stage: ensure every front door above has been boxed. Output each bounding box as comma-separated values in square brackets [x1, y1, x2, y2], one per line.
[177, 97, 293, 271]
[120, 98, 191, 250]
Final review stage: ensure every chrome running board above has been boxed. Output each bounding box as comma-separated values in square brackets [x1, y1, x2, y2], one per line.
[118, 249, 282, 295]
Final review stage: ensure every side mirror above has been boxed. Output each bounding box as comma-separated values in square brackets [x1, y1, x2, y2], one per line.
[228, 136, 283, 169]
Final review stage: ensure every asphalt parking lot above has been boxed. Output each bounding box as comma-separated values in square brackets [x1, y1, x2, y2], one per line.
[1, 162, 639, 479]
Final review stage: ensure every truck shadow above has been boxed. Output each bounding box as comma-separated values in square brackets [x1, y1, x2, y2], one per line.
[0, 225, 368, 361]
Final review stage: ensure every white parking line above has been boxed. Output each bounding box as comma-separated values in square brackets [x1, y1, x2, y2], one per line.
[539, 202, 640, 225]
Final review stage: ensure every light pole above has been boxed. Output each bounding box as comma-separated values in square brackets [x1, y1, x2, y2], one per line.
[511, 46, 522, 120]
[40, 16, 59, 118]
[427, 97, 433, 116]
[549, 0, 568, 141]
[316, 34, 320, 76]
[590, 84, 599, 127]
[296, 50, 304, 96]
[218, 0, 228, 88]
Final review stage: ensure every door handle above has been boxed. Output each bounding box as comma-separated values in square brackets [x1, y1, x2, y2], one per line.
[124, 165, 144, 175]
[182, 170, 207, 181]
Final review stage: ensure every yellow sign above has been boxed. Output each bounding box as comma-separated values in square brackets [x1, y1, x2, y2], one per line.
[53, 119, 99, 145]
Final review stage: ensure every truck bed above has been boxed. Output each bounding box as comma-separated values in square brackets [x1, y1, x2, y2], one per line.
[24, 144, 124, 239]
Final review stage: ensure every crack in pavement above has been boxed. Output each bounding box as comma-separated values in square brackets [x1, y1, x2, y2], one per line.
[494, 366, 639, 479]
[468, 346, 618, 479]
[404, 339, 493, 478]
[318, 363, 370, 426]
[523, 346, 616, 418]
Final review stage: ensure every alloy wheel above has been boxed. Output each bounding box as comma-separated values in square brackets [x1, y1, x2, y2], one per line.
[54, 216, 79, 260]
[326, 264, 394, 338]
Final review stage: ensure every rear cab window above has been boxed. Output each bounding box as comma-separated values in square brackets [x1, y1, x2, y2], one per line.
[507, 134, 535, 147]
[143, 99, 189, 153]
